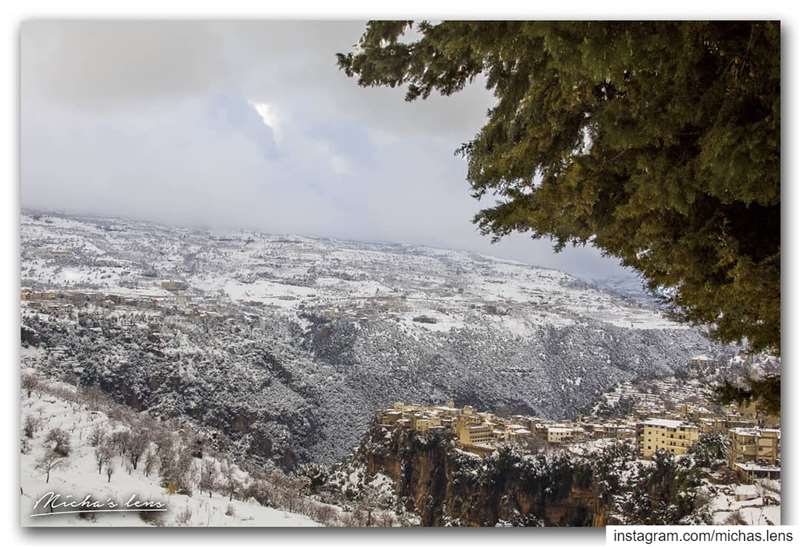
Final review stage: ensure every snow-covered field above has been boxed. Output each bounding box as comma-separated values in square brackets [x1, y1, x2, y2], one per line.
[709, 481, 781, 525]
[20, 211, 681, 335]
[20, 388, 319, 527]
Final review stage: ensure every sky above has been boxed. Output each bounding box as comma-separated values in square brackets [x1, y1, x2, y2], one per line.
[20, 20, 636, 282]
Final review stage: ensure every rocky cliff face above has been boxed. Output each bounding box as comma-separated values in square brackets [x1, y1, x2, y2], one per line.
[360, 423, 611, 527]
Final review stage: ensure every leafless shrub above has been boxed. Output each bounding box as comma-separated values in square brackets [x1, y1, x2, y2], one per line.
[88, 425, 107, 447]
[175, 505, 192, 526]
[220, 460, 240, 502]
[21, 373, 38, 399]
[337, 511, 360, 527]
[375, 511, 396, 527]
[139, 510, 163, 527]
[95, 442, 114, 475]
[78, 511, 97, 522]
[143, 449, 157, 477]
[111, 430, 131, 455]
[23, 415, 40, 439]
[313, 504, 338, 525]
[36, 450, 65, 483]
[726, 510, 748, 525]
[199, 458, 217, 498]
[128, 430, 149, 470]
[80, 384, 106, 411]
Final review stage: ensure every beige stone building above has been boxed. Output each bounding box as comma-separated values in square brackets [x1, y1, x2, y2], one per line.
[637, 418, 699, 459]
[728, 427, 780, 479]
[545, 426, 576, 444]
[411, 415, 442, 432]
[457, 422, 493, 446]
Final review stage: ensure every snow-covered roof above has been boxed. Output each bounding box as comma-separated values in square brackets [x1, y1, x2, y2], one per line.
[730, 427, 781, 438]
[735, 462, 781, 472]
[735, 485, 759, 497]
[642, 418, 694, 429]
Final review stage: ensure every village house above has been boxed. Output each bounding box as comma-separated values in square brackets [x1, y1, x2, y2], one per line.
[545, 426, 577, 444]
[636, 418, 700, 459]
[728, 427, 781, 480]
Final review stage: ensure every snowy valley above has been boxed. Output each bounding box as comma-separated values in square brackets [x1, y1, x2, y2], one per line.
[20, 211, 729, 468]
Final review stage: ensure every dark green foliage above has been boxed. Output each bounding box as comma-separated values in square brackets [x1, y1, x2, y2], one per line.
[618, 450, 710, 525]
[714, 374, 780, 415]
[594, 395, 636, 419]
[296, 462, 330, 493]
[592, 441, 637, 505]
[338, 21, 780, 356]
[688, 432, 730, 468]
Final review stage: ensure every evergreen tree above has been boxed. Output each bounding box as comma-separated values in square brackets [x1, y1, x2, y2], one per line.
[688, 432, 730, 468]
[338, 22, 780, 361]
[617, 450, 709, 524]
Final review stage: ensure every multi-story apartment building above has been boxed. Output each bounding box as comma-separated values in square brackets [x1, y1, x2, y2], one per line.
[411, 415, 442, 432]
[457, 422, 494, 446]
[546, 426, 576, 444]
[637, 418, 699, 459]
[728, 427, 780, 479]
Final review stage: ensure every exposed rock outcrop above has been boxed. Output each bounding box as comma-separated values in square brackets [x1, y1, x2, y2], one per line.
[360, 423, 610, 527]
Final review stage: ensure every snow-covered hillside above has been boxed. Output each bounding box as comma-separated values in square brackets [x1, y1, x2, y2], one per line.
[21, 212, 675, 331]
[20, 211, 730, 467]
[20, 382, 320, 527]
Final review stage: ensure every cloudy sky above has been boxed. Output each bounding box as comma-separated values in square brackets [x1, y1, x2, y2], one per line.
[20, 20, 634, 282]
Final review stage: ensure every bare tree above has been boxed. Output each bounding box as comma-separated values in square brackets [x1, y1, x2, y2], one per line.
[143, 449, 157, 477]
[88, 426, 107, 447]
[23, 415, 40, 439]
[376, 511, 396, 527]
[199, 458, 217, 498]
[220, 460, 240, 502]
[36, 450, 64, 483]
[358, 478, 392, 527]
[111, 430, 131, 456]
[280, 476, 309, 513]
[95, 442, 114, 475]
[81, 384, 105, 411]
[128, 431, 149, 470]
[174, 448, 195, 494]
[21, 374, 38, 399]
[314, 504, 337, 525]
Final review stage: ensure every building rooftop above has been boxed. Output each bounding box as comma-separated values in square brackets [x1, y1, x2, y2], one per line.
[735, 462, 781, 472]
[735, 485, 759, 497]
[642, 418, 694, 429]
[730, 427, 781, 438]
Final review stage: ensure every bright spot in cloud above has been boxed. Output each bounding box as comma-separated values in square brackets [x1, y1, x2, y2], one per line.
[250, 101, 281, 142]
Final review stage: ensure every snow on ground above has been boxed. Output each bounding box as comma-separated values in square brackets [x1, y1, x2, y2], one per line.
[709, 481, 781, 525]
[21, 211, 685, 334]
[20, 391, 319, 527]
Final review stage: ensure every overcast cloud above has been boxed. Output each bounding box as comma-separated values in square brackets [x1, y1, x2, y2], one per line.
[20, 20, 636, 282]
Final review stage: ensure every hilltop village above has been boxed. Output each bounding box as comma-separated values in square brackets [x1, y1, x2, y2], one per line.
[378, 356, 781, 482]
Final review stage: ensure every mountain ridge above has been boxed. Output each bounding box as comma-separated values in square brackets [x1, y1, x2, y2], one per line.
[20, 211, 730, 467]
